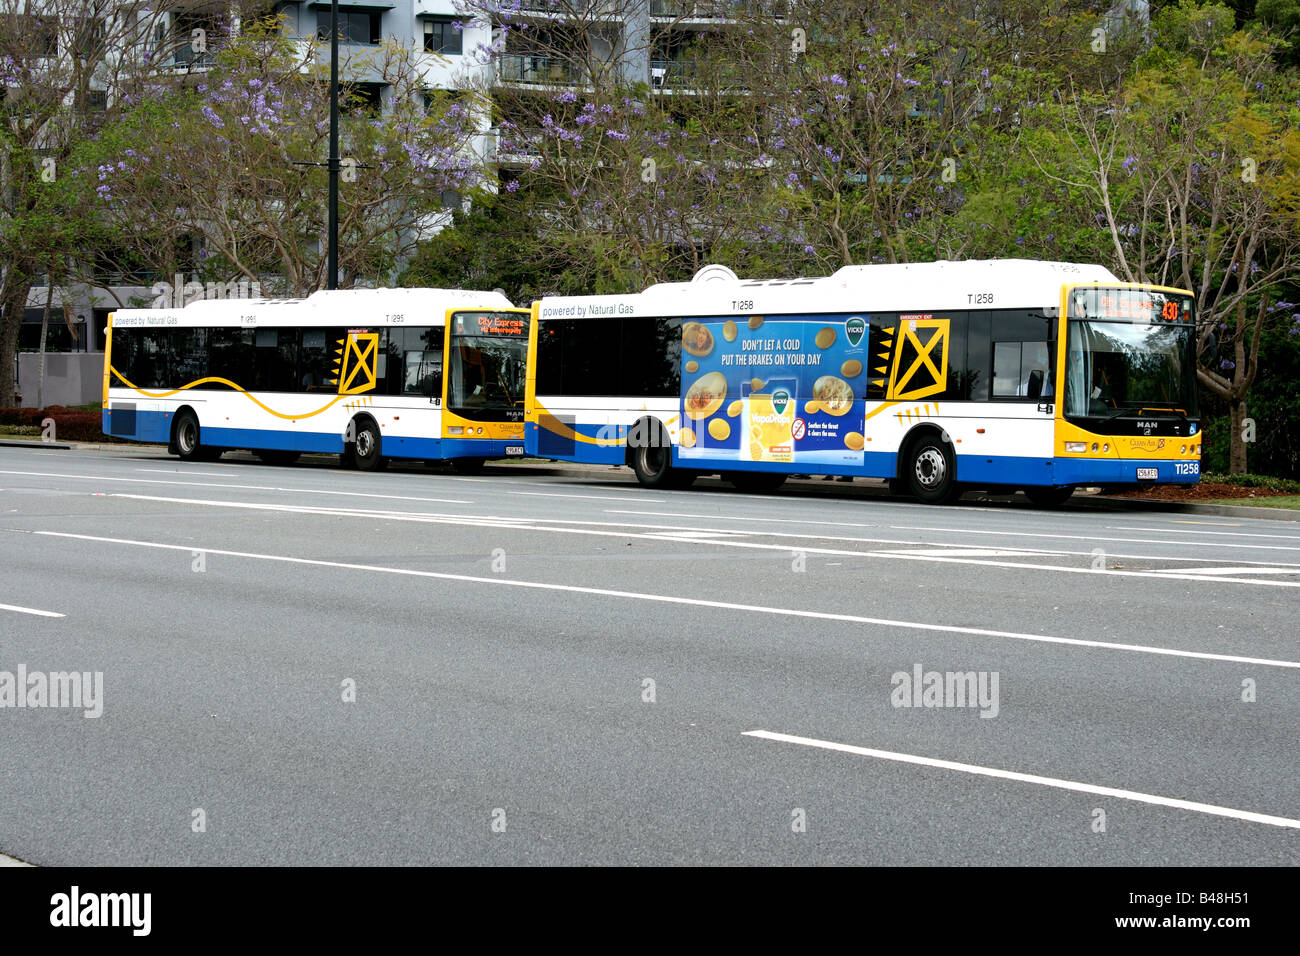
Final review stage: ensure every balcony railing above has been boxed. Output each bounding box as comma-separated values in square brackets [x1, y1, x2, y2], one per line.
[650, 0, 787, 17]
[498, 54, 583, 85]
[649, 58, 697, 88]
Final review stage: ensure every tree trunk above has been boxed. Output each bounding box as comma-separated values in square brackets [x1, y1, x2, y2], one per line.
[1229, 396, 1248, 475]
[0, 265, 36, 407]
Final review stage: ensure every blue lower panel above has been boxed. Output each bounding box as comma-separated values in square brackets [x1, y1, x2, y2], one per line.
[204, 426, 342, 454]
[1050, 457, 1199, 486]
[525, 421, 624, 465]
[103, 408, 171, 444]
[104, 408, 516, 461]
[959, 455, 1198, 487]
[438, 438, 522, 460]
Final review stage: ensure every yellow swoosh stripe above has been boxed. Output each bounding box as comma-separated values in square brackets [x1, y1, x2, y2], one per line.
[110, 368, 348, 420]
[534, 400, 630, 446]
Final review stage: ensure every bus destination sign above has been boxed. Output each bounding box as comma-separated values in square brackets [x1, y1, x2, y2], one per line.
[454, 313, 528, 336]
[1071, 288, 1193, 325]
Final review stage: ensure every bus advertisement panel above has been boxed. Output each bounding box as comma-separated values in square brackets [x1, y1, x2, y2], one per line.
[678, 315, 870, 471]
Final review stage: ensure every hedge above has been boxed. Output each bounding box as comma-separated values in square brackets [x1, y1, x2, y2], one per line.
[0, 406, 127, 443]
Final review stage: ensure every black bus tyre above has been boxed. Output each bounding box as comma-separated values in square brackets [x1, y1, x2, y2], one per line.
[173, 410, 203, 462]
[352, 419, 386, 471]
[630, 420, 678, 488]
[1024, 486, 1074, 508]
[452, 457, 486, 474]
[906, 433, 960, 505]
[256, 450, 299, 466]
[728, 472, 787, 494]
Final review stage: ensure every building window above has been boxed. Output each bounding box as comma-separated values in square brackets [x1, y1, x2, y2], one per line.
[439, 190, 461, 211]
[317, 10, 381, 45]
[423, 17, 461, 55]
[343, 82, 384, 114]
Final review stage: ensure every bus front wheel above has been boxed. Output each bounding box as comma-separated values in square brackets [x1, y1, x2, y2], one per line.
[906, 434, 960, 505]
[352, 419, 386, 471]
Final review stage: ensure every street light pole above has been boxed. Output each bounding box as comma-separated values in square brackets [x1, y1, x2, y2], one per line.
[327, 0, 340, 290]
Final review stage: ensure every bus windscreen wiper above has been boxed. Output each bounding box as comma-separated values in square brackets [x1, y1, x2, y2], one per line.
[1095, 404, 1186, 424]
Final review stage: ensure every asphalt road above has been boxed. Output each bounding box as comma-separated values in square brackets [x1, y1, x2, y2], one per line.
[1, 443, 1297, 865]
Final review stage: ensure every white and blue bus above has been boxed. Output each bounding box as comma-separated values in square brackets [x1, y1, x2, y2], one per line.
[104, 288, 531, 472]
[524, 260, 1202, 505]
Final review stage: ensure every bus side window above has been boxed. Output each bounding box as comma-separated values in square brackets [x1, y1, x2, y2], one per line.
[404, 350, 441, 397]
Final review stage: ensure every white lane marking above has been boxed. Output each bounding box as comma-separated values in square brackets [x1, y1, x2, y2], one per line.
[80, 493, 1300, 589]
[517, 491, 666, 502]
[654, 530, 750, 540]
[18, 529, 1300, 670]
[0, 470, 471, 505]
[1152, 567, 1300, 576]
[1111, 526, 1300, 541]
[608, 508, 884, 530]
[0, 853, 33, 867]
[135, 468, 237, 478]
[744, 731, 1300, 830]
[0, 602, 64, 618]
[107, 494, 526, 528]
[891, 524, 1300, 553]
[880, 548, 1062, 558]
[743, 733, 1300, 832]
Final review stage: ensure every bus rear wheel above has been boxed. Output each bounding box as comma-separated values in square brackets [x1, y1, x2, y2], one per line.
[630, 420, 691, 488]
[1024, 486, 1074, 508]
[906, 433, 961, 505]
[173, 411, 203, 462]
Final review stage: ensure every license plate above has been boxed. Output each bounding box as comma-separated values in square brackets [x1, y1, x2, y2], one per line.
[505, 445, 524, 456]
[1136, 467, 1158, 480]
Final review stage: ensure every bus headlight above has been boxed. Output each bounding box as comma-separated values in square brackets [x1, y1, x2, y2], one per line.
[1091, 443, 1099, 452]
[1102, 443, 1109, 452]
[1180, 444, 1187, 454]
[1065, 442, 1086, 453]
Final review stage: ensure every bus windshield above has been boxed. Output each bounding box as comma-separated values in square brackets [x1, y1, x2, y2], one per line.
[1064, 289, 1198, 422]
[447, 312, 530, 419]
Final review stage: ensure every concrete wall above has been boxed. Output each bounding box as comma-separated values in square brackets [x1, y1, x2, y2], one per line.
[16, 352, 105, 409]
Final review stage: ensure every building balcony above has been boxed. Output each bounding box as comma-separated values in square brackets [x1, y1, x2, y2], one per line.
[498, 54, 583, 86]
[649, 58, 696, 88]
[650, 0, 786, 18]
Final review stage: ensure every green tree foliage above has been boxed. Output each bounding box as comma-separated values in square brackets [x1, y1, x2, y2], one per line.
[71, 21, 482, 295]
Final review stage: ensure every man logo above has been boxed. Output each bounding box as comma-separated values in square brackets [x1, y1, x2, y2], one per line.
[772, 389, 791, 415]
[845, 317, 866, 348]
